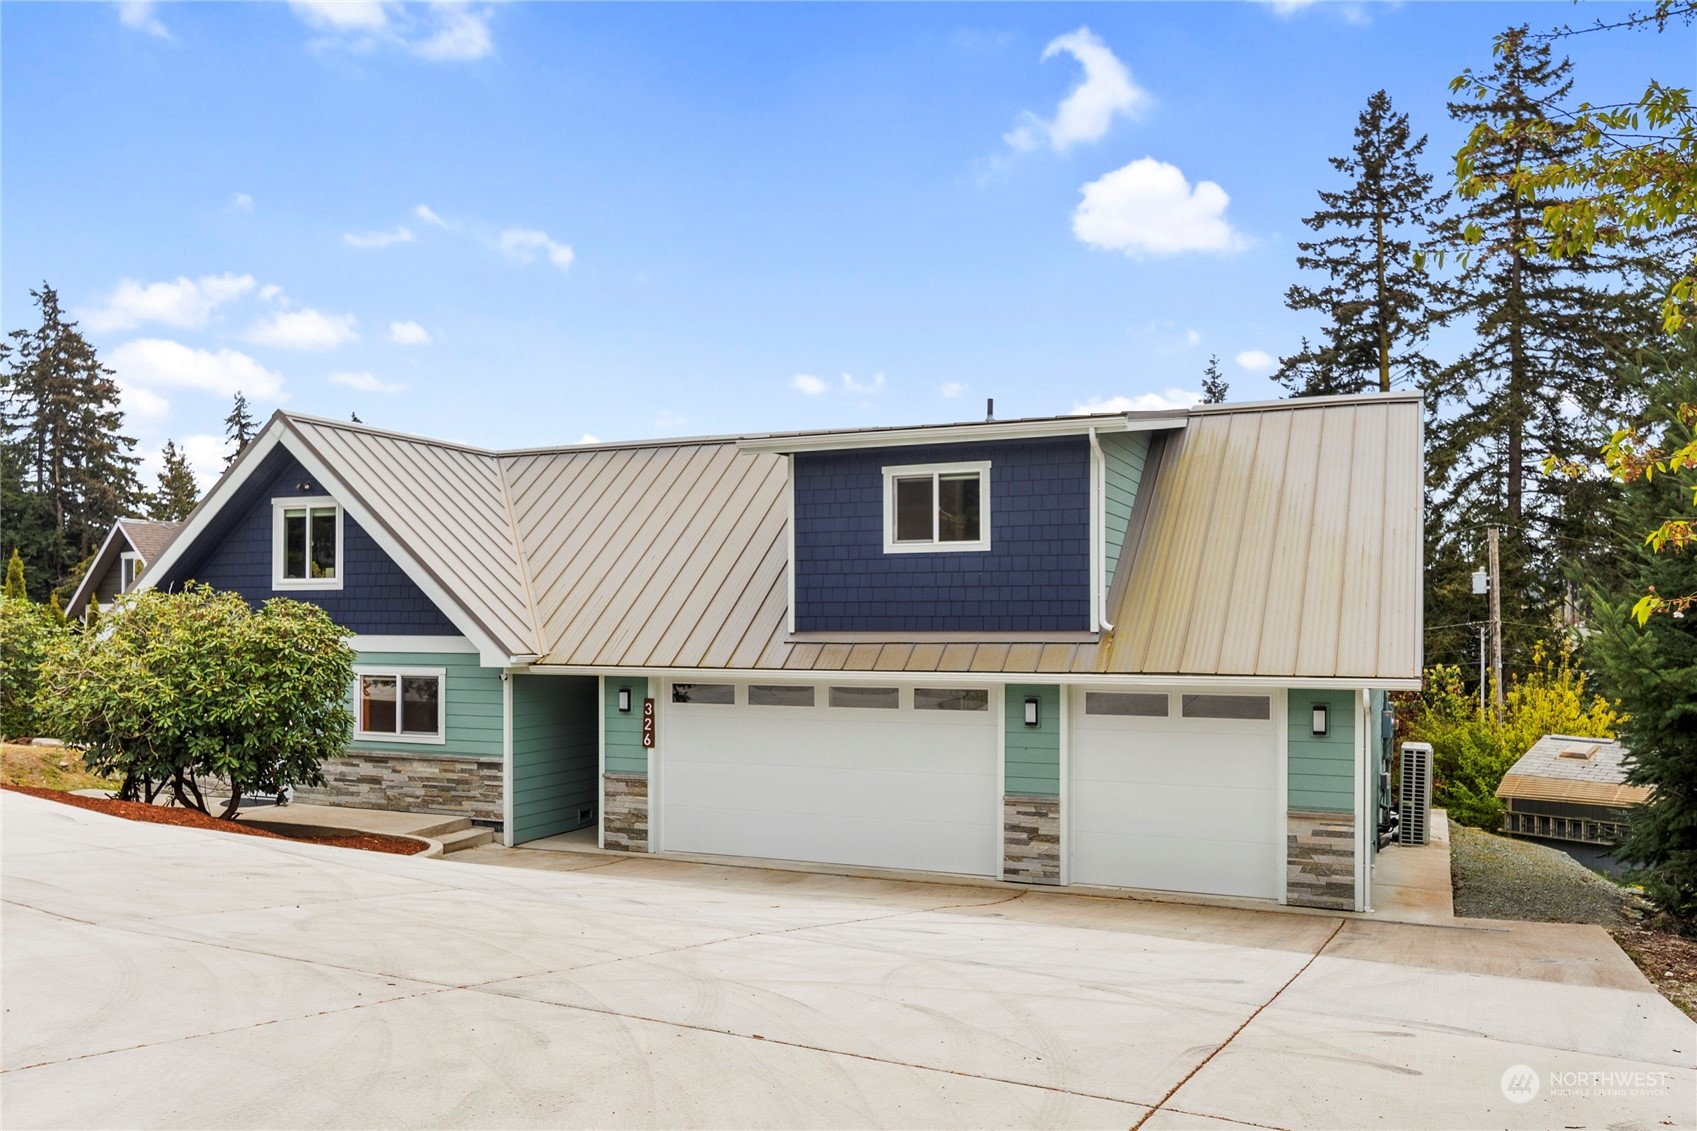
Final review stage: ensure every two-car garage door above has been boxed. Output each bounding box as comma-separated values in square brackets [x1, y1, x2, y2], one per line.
[1069, 687, 1281, 899]
[658, 682, 1000, 877]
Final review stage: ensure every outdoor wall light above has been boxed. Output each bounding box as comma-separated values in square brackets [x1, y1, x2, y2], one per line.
[1312, 703, 1329, 737]
[617, 687, 632, 713]
[1024, 696, 1040, 728]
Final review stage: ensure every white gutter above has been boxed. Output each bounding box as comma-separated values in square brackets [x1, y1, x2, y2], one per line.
[1088, 427, 1114, 632]
[736, 413, 1182, 455]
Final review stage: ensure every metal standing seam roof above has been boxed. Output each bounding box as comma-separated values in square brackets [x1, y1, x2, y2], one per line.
[263, 393, 1422, 681]
[1495, 735, 1651, 808]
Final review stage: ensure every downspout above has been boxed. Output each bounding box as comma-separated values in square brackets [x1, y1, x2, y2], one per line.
[1088, 428, 1115, 632]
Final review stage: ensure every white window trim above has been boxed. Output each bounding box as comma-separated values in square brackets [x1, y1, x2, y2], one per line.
[881, 460, 991, 554]
[352, 665, 447, 745]
[272, 496, 344, 591]
[118, 551, 143, 594]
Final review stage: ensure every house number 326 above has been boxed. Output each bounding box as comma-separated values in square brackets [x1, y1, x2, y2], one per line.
[641, 698, 656, 748]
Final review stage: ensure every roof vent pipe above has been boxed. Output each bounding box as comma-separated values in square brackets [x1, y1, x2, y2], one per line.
[986, 397, 994, 422]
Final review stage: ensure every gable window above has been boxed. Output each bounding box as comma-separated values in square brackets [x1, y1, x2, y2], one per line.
[119, 552, 143, 594]
[355, 667, 444, 743]
[882, 461, 990, 553]
[272, 497, 343, 590]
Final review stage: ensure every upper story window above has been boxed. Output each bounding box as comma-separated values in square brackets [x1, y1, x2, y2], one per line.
[881, 461, 991, 553]
[272, 497, 343, 590]
[119, 552, 143, 594]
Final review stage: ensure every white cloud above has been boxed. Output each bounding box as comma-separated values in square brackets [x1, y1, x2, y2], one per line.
[577, 433, 600, 444]
[229, 192, 254, 212]
[246, 308, 359, 350]
[388, 320, 431, 345]
[330, 371, 405, 394]
[654, 411, 686, 431]
[111, 339, 285, 399]
[414, 203, 449, 228]
[344, 225, 415, 250]
[791, 374, 828, 395]
[81, 273, 256, 333]
[1261, 0, 1374, 23]
[258, 283, 283, 302]
[1235, 350, 1277, 372]
[1006, 27, 1149, 153]
[941, 382, 965, 399]
[1073, 157, 1247, 258]
[842, 372, 885, 395]
[120, 382, 172, 425]
[1186, 328, 1202, 346]
[498, 228, 574, 270]
[289, 2, 496, 61]
[116, 1, 170, 38]
[1073, 390, 1201, 414]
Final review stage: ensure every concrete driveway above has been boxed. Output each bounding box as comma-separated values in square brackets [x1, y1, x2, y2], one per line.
[2, 791, 1691, 1130]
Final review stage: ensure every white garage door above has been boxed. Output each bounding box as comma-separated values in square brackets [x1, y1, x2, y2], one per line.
[1070, 688, 1280, 899]
[657, 682, 999, 877]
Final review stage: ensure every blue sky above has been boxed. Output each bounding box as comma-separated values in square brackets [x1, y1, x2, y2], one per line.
[2, 1, 1681, 489]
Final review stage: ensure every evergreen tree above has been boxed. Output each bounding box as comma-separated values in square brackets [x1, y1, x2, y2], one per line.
[0, 284, 140, 598]
[1431, 28, 1660, 672]
[3, 549, 26, 600]
[223, 392, 255, 467]
[1587, 338, 1697, 927]
[150, 440, 199, 522]
[1200, 355, 1229, 404]
[1274, 90, 1446, 398]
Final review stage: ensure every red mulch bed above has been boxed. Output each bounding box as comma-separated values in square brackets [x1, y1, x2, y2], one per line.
[3, 784, 428, 855]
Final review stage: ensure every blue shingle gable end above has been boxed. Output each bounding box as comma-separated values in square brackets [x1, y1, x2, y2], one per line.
[793, 437, 1091, 632]
[157, 447, 461, 636]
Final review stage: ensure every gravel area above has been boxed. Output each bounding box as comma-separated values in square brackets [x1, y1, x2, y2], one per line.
[1449, 823, 1637, 928]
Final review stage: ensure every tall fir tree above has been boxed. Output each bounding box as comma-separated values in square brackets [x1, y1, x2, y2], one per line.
[1199, 355, 1229, 404]
[0, 284, 140, 599]
[1430, 27, 1661, 672]
[223, 391, 256, 467]
[1274, 90, 1446, 398]
[150, 440, 199, 522]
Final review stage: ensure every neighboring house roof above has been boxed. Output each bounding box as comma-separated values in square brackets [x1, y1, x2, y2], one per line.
[1496, 734, 1652, 809]
[144, 393, 1424, 684]
[65, 517, 185, 618]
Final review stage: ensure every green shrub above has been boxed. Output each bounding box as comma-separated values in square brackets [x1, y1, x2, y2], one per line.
[0, 595, 66, 739]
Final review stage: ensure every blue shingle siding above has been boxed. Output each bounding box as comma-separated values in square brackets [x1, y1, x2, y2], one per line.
[162, 448, 460, 636]
[793, 438, 1091, 631]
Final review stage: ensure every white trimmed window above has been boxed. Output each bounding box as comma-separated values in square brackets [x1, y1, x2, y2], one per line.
[273, 497, 343, 589]
[354, 667, 445, 743]
[119, 552, 143, 594]
[882, 461, 990, 553]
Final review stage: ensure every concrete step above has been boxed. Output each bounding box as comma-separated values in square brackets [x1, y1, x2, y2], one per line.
[436, 826, 494, 854]
[407, 815, 472, 839]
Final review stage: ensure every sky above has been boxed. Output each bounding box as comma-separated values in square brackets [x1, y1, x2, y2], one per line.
[2, 1, 1685, 491]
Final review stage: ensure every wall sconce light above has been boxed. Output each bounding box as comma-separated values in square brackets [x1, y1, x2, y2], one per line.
[295, 481, 314, 492]
[1024, 696, 1040, 728]
[1311, 703, 1328, 737]
[617, 687, 632, 713]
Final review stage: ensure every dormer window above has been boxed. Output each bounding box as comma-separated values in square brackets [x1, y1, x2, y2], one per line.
[272, 497, 343, 590]
[882, 461, 991, 553]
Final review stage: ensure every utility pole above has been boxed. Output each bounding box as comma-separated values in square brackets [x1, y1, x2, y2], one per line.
[1487, 524, 1504, 719]
[1478, 623, 1487, 716]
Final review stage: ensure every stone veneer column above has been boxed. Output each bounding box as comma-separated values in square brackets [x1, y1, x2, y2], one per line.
[1286, 810, 1356, 910]
[602, 773, 648, 852]
[1003, 795, 1061, 883]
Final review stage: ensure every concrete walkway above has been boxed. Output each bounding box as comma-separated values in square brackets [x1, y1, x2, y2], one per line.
[3, 790, 1691, 1130]
[1369, 810, 1457, 923]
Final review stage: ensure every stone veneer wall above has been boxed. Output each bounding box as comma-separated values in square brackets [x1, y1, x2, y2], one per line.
[1003, 795, 1061, 884]
[293, 751, 503, 821]
[603, 772, 649, 852]
[1287, 809, 1356, 910]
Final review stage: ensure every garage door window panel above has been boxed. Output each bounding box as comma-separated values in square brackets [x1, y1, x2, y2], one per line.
[749, 684, 816, 707]
[1085, 692, 1169, 717]
[1181, 694, 1271, 720]
[914, 688, 989, 712]
[828, 686, 899, 709]
[673, 683, 735, 705]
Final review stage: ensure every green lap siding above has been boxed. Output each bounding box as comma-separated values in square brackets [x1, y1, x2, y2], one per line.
[349, 651, 501, 758]
[1100, 432, 1150, 584]
[1005, 684, 1061, 796]
[604, 676, 649, 776]
[1288, 689, 1355, 813]
[511, 674, 598, 843]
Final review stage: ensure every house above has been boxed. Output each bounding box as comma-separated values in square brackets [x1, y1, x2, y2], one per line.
[65, 517, 184, 620]
[139, 392, 1423, 912]
[1497, 734, 1648, 873]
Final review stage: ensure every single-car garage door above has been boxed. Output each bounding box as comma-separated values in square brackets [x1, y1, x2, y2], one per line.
[1070, 687, 1280, 899]
[657, 681, 1000, 876]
